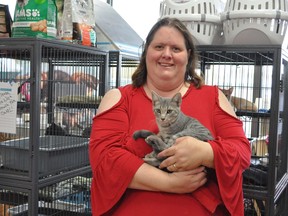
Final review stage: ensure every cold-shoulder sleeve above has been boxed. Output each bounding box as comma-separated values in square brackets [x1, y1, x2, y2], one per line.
[209, 89, 251, 215]
[89, 96, 144, 215]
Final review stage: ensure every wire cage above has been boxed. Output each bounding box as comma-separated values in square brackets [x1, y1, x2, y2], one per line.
[221, 0, 288, 45]
[1, 172, 92, 215]
[0, 38, 108, 215]
[107, 50, 140, 89]
[159, 0, 224, 45]
[197, 45, 288, 215]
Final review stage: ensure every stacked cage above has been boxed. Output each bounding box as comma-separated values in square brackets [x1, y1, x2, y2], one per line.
[159, 0, 224, 45]
[108, 51, 140, 89]
[0, 38, 108, 215]
[221, 0, 288, 45]
[197, 45, 288, 216]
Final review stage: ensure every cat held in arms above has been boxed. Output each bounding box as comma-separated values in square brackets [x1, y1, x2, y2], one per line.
[133, 91, 214, 167]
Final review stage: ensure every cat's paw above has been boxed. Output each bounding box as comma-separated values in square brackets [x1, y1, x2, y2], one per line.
[167, 138, 175, 147]
[146, 135, 166, 151]
[143, 157, 161, 167]
[145, 151, 157, 158]
[133, 130, 153, 140]
[145, 135, 159, 146]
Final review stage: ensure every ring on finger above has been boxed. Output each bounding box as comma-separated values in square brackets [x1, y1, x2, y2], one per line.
[173, 163, 177, 169]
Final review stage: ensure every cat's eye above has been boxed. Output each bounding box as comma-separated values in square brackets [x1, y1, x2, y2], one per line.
[167, 110, 172, 114]
[155, 109, 161, 114]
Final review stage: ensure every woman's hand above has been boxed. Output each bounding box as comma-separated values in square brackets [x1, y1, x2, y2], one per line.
[166, 166, 207, 193]
[129, 162, 207, 194]
[128, 163, 207, 194]
[158, 136, 214, 172]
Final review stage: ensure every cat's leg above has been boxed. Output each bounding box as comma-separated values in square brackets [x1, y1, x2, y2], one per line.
[133, 130, 155, 140]
[144, 151, 162, 167]
[145, 135, 167, 152]
[166, 138, 176, 147]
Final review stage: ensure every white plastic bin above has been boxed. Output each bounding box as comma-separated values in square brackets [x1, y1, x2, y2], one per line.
[221, 0, 288, 45]
[159, 0, 224, 45]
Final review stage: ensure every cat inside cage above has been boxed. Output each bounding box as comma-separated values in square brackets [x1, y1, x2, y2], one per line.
[199, 52, 272, 159]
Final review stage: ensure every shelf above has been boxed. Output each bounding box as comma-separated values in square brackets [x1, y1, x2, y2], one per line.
[236, 111, 270, 118]
[56, 103, 99, 109]
[17, 102, 30, 111]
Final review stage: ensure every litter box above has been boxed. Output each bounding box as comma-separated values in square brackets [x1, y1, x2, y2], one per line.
[0, 135, 89, 177]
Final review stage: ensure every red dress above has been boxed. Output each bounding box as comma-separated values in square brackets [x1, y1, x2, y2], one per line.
[89, 84, 251, 216]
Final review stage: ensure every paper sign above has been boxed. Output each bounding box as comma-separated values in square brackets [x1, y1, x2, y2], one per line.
[0, 82, 18, 134]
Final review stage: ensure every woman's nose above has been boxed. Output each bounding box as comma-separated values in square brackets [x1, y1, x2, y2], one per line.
[162, 47, 172, 58]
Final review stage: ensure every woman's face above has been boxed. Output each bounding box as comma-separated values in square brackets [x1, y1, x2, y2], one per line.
[145, 26, 189, 87]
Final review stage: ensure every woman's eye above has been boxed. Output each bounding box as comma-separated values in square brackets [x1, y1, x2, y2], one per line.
[155, 45, 163, 50]
[172, 47, 180, 52]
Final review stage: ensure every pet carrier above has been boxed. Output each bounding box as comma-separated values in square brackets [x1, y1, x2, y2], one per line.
[221, 0, 288, 45]
[159, 0, 224, 45]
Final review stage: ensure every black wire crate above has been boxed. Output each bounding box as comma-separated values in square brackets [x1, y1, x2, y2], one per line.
[0, 38, 108, 215]
[0, 172, 92, 216]
[197, 45, 288, 216]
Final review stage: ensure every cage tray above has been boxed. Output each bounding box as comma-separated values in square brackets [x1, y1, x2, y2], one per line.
[7, 200, 87, 216]
[0, 135, 89, 176]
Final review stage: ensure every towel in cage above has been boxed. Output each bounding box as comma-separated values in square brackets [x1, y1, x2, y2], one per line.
[221, 0, 288, 45]
[159, 0, 224, 45]
[7, 200, 86, 215]
[38, 176, 92, 200]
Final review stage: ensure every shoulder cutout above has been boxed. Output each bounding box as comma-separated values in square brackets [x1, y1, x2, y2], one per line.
[218, 89, 237, 118]
[97, 89, 121, 115]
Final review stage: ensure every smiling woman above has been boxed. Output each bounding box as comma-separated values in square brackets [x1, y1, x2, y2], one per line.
[88, 17, 251, 216]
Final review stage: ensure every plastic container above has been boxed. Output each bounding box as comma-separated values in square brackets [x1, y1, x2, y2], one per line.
[7, 200, 86, 216]
[221, 0, 288, 45]
[0, 135, 89, 176]
[159, 0, 224, 45]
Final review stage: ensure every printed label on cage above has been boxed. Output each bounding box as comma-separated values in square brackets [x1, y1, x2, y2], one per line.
[0, 82, 17, 134]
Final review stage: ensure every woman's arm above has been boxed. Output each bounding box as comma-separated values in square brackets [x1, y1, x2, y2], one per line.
[96, 88, 122, 115]
[129, 163, 207, 193]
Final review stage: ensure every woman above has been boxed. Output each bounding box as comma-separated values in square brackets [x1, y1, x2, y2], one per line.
[89, 17, 251, 215]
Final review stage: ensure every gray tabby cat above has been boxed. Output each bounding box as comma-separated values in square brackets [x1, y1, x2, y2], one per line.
[133, 91, 214, 167]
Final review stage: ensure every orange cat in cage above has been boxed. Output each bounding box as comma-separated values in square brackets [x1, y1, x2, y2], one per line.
[220, 87, 258, 112]
[71, 72, 98, 96]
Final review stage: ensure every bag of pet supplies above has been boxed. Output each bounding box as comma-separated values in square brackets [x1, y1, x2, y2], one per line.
[12, 0, 57, 39]
[61, 0, 96, 47]
[0, 4, 13, 38]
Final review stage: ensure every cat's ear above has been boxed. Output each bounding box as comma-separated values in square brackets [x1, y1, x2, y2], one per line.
[151, 91, 158, 100]
[172, 92, 182, 106]
[229, 87, 234, 94]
